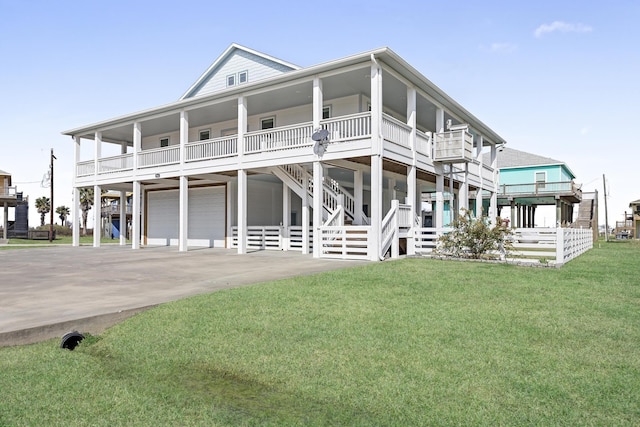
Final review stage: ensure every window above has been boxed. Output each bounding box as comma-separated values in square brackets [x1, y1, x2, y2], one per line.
[239, 70, 248, 84]
[261, 117, 275, 130]
[535, 171, 546, 190]
[160, 137, 169, 147]
[199, 129, 211, 141]
[227, 74, 235, 87]
[322, 105, 331, 119]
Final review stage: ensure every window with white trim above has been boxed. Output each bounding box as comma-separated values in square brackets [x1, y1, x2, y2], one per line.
[227, 74, 235, 87]
[322, 105, 331, 119]
[199, 129, 211, 141]
[535, 171, 546, 190]
[261, 117, 275, 130]
[238, 70, 248, 84]
[160, 137, 169, 147]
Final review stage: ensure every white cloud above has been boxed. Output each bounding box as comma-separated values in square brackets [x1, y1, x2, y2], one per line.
[479, 43, 517, 54]
[489, 42, 517, 53]
[534, 21, 593, 38]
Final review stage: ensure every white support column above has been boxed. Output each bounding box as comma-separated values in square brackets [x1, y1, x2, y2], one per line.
[237, 96, 246, 162]
[370, 59, 383, 155]
[436, 108, 445, 133]
[407, 164, 417, 255]
[133, 122, 141, 172]
[313, 77, 323, 130]
[302, 193, 310, 255]
[391, 199, 399, 259]
[460, 162, 469, 213]
[370, 154, 383, 260]
[72, 136, 81, 247]
[178, 175, 188, 252]
[312, 161, 323, 258]
[132, 180, 141, 249]
[490, 143, 499, 220]
[226, 179, 235, 248]
[93, 184, 101, 247]
[3, 203, 8, 240]
[119, 190, 127, 245]
[354, 169, 363, 225]
[237, 169, 247, 254]
[94, 131, 102, 176]
[475, 135, 484, 217]
[180, 110, 188, 167]
[435, 164, 445, 229]
[282, 183, 290, 251]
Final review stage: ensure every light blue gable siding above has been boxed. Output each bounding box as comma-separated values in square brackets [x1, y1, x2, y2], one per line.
[186, 50, 294, 98]
[500, 165, 566, 185]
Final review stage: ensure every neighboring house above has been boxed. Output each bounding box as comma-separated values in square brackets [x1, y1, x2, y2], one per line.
[63, 44, 506, 261]
[615, 200, 640, 239]
[0, 169, 29, 240]
[485, 147, 583, 228]
[101, 191, 132, 239]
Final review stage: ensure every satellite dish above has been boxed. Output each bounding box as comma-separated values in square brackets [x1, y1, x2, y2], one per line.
[311, 128, 329, 142]
[311, 128, 329, 156]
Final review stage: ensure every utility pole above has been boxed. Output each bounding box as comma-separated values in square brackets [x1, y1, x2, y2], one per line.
[49, 149, 57, 243]
[603, 174, 609, 241]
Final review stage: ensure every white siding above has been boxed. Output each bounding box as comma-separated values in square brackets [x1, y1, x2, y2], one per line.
[188, 50, 294, 98]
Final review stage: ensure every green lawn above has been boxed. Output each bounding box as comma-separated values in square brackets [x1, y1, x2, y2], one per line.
[1, 240, 638, 426]
[1, 235, 125, 247]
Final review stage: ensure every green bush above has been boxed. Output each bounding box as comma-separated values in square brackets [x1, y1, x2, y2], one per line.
[35, 224, 72, 237]
[436, 208, 513, 259]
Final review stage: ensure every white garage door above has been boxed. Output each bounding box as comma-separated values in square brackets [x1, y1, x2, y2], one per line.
[147, 186, 225, 247]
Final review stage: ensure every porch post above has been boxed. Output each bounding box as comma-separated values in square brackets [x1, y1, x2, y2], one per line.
[435, 164, 445, 229]
[132, 180, 141, 249]
[532, 205, 537, 227]
[93, 184, 101, 247]
[282, 183, 290, 251]
[226, 179, 235, 248]
[94, 131, 102, 177]
[354, 169, 363, 225]
[178, 175, 188, 252]
[119, 190, 127, 245]
[460, 162, 469, 213]
[237, 96, 246, 161]
[370, 56, 383, 260]
[180, 111, 188, 166]
[72, 136, 81, 247]
[370, 154, 383, 260]
[133, 122, 141, 172]
[556, 198, 562, 227]
[237, 169, 247, 254]
[407, 164, 417, 256]
[510, 199, 516, 229]
[475, 135, 484, 217]
[489, 143, 498, 220]
[312, 160, 323, 258]
[302, 192, 310, 255]
[3, 203, 8, 240]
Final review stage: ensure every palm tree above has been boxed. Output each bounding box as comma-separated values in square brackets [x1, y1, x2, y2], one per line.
[78, 188, 94, 236]
[35, 196, 51, 227]
[56, 205, 70, 226]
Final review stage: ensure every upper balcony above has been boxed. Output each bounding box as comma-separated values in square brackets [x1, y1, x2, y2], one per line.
[0, 186, 20, 205]
[499, 180, 582, 203]
[76, 112, 481, 185]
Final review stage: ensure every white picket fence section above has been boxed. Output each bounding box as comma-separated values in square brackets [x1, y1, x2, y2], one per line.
[413, 226, 593, 266]
[318, 226, 371, 260]
[231, 226, 312, 252]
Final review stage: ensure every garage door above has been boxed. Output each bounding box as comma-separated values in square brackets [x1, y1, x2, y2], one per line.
[147, 186, 225, 247]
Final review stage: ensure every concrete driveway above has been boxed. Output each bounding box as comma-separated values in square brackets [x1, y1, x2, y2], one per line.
[0, 245, 366, 346]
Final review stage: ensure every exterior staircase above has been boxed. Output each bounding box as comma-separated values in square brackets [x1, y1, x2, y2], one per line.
[573, 195, 595, 229]
[272, 164, 369, 225]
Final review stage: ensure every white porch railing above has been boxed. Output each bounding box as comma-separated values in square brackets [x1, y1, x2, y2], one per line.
[231, 225, 312, 252]
[244, 122, 314, 154]
[98, 153, 134, 174]
[382, 113, 411, 149]
[186, 136, 238, 161]
[319, 226, 371, 260]
[138, 146, 180, 168]
[77, 160, 95, 177]
[416, 132, 432, 157]
[320, 112, 371, 142]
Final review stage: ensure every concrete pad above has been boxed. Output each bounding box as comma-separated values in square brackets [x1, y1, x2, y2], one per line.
[0, 245, 366, 346]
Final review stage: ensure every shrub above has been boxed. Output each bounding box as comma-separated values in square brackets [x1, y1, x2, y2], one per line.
[436, 208, 513, 259]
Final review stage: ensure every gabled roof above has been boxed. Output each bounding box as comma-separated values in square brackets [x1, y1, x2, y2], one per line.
[630, 199, 640, 206]
[180, 43, 300, 100]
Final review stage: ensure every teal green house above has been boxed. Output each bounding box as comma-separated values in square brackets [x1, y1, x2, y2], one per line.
[484, 147, 582, 227]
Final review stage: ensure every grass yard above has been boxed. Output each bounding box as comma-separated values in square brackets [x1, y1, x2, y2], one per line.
[0, 240, 639, 426]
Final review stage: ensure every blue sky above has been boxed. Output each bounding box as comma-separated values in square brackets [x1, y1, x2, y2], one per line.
[1, 0, 638, 228]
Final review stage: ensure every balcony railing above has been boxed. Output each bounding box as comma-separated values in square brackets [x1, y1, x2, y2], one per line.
[101, 204, 132, 215]
[500, 181, 581, 196]
[382, 113, 411, 149]
[186, 136, 238, 161]
[433, 129, 473, 163]
[1, 186, 17, 198]
[138, 146, 180, 168]
[245, 122, 314, 154]
[320, 112, 371, 142]
[99, 153, 133, 174]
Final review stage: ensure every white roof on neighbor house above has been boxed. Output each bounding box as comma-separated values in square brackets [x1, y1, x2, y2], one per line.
[180, 43, 300, 100]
